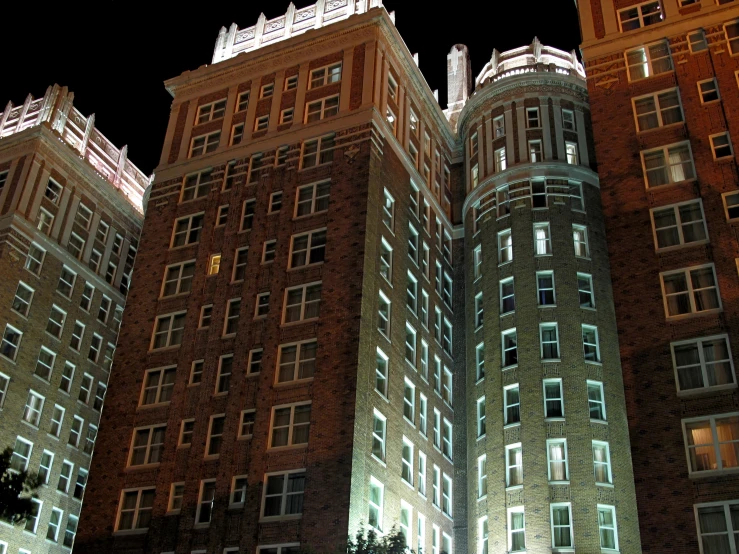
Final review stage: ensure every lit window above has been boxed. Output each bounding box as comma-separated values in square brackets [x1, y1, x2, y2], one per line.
[661, 264, 721, 318]
[494, 147, 507, 173]
[573, 224, 589, 257]
[269, 402, 311, 448]
[593, 441, 613, 484]
[534, 223, 551, 255]
[672, 335, 735, 393]
[498, 229, 512, 263]
[547, 439, 569, 482]
[368, 477, 384, 531]
[626, 41, 672, 81]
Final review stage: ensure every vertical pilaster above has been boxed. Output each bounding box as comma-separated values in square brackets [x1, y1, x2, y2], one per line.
[516, 105, 527, 163]
[540, 100, 553, 161]
[176, 100, 198, 162]
[339, 48, 354, 113]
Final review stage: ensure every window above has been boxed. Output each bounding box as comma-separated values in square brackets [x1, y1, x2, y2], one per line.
[36, 208, 54, 234]
[559, 110, 575, 133]
[404, 378, 416, 424]
[176, 419, 194, 447]
[196, 99, 226, 124]
[269, 402, 311, 448]
[238, 199, 256, 233]
[405, 323, 417, 366]
[151, 312, 186, 349]
[12, 281, 33, 316]
[62, 514, 79, 548]
[505, 443, 523, 487]
[526, 107, 540, 128]
[237, 410, 255, 440]
[78, 373, 93, 404]
[727, 20, 739, 55]
[216, 355, 234, 393]
[642, 141, 695, 187]
[376, 348, 388, 397]
[598, 506, 619, 550]
[203, 414, 226, 457]
[255, 292, 270, 318]
[58, 362, 74, 394]
[296, 181, 330, 217]
[711, 132, 734, 160]
[283, 282, 322, 323]
[491, 147, 507, 175]
[254, 115, 269, 132]
[503, 384, 521, 425]
[192, 480, 217, 526]
[442, 473, 452, 516]
[310, 62, 342, 88]
[164, 483, 185, 514]
[651, 199, 708, 251]
[128, 425, 166, 467]
[171, 213, 204, 247]
[477, 397, 486, 437]
[562, 142, 578, 165]
[498, 229, 512, 263]
[550, 503, 574, 549]
[115, 487, 155, 532]
[140, 367, 176, 406]
[529, 140, 543, 162]
[372, 410, 386, 461]
[382, 189, 395, 231]
[23, 391, 44, 426]
[260, 82, 274, 98]
[502, 329, 518, 367]
[276, 145, 289, 165]
[433, 358, 442, 395]
[305, 95, 339, 123]
[539, 323, 560, 360]
[1, 324, 21, 361]
[98, 296, 111, 324]
[442, 317, 453, 356]
[473, 342, 485, 382]
[268, 191, 283, 214]
[581, 324, 601, 362]
[301, 135, 334, 168]
[105, 261, 116, 284]
[434, 307, 442, 344]
[401, 437, 414, 484]
[443, 367, 453, 406]
[547, 439, 569, 482]
[186, 360, 203, 386]
[543, 378, 564, 418]
[695, 501, 739, 553]
[672, 335, 736, 394]
[261, 470, 306, 519]
[593, 441, 613, 484]
[378, 291, 391, 337]
[494, 278, 515, 316]
[189, 131, 219, 157]
[47, 507, 63, 541]
[88, 334, 102, 362]
[619, 1, 662, 31]
[588, 381, 607, 421]
[55, 461, 74, 495]
[572, 224, 589, 257]
[284, 74, 298, 90]
[432, 464, 441, 507]
[368, 476, 384, 531]
[46, 305, 66, 338]
[55, 267, 76, 299]
[290, 229, 326, 268]
[533, 222, 551, 255]
[45, 178, 62, 204]
[232, 247, 249, 282]
[262, 240, 276, 264]
[380, 239, 393, 282]
[475, 454, 488, 499]
[223, 298, 241, 335]
[685, 413, 739, 475]
[661, 265, 721, 318]
[226, 475, 248, 508]
[419, 392, 428, 434]
[39, 450, 54, 483]
[93, 382, 106, 412]
[633, 88, 683, 131]
[199, 304, 213, 328]
[24, 498, 42, 534]
[80, 283, 94, 311]
[626, 41, 672, 81]
[25, 243, 45, 275]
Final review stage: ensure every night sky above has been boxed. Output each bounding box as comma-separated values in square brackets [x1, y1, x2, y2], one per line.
[1, 1, 580, 175]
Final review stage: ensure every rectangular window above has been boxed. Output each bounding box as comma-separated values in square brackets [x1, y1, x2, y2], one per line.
[503, 384, 521, 425]
[140, 367, 176, 406]
[39, 450, 54, 483]
[442, 473, 452, 516]
[128, 425, 166, 466]
[205, 414, 226, 457]
[593, 441, 613, 484]
[46, 305, 66, 338]
[695, 501, 739, 553]
[89, 333, 102, 362]
[229, 475, 248, 508]
[67, 233, 85, 260]
[283, 282, 322, 323]
[376, 348, 389, 397]
[64, 514, 79, 547]
[189, 132, 219, 157]
[151, 312, 186, 349]
[232, 247, 249, 282]
[642, 141, 695, 187]
[598, 506, 619, 550]
[477, 397, 486, 437]
[195, 480, 217, 525]
[379, 239, 393, 283]
[260, 82, 274, 98]
[698, 78, 720, 104]
[216, 355, 234, 393]
[240, 199, 256, 231]
[224, 298, 242, 335]
[672, 334, 736, 393]
[279, 108, 295, 125]
[526, 107, 540, 128]
[565, 142, 579, 165]
[547, 439, 569, 482]
[25, 243, 46, 275]
[378, 291, 391, 338]
[22, 391, 44, 427]
[726, 21, 739, 55]
[382, 189, 395, 231]
[178, 419, 194, 447]
[171, 213, 204, 247]
[551, 503, 574, 549]
[270, 402, 311, 448]
[619, 1, 663, 32]
[494, 146, 507, 173]
[407, 272, 418, 314]
[268, 191, 283, 214]
[498, 277, 515, 314]
[404, 378, 416, 424]
[442, 318, 452, 356]
[261, 470, 306, 519]
[405, 323, 417, 366]
[197, 99, 226, 124]
[295, 181, 330, 217]
[301, 135, 334, 168]
[684, 413, 739, 474]
[168, 482, 185, 513]
[582, 324, 601, 362]
[633, 88, 683, 131]
[1, 324, 22, 361]
[419, 451, 427, 498]
[432, 464, 441, 507]
[533, 223, 551, 255]
[12, 281, 34, 316]
[506, 444, 523, 487]
[290, 229, 326, 268]
[529, 139, 543, 162]
[544, 378, 564, 418]
[254, 115, 269, 132]
[711, 132, 734, 160]
[502, 328, 518, 367]
[369, 476, 384, 531]
[37, 207, 54, 234]
[402, 437, 414, 485]
[476, 342, 485, 381]
[443, 367, 453, 406]
[239, 410, 255, 439]
[626, 41, 672, 81]
[310, 62, 342, 88]
[115, 488, 155, 531]
[48, 507, 63, 541]
[573, 224, 589, 257]
[588, 381, 607, 421]
[81, 283, 94, 311]
[661, 264, 721, 318]
[35, 347, 55, 381]
[478, 454, 488, 498]
[305, 95, 339, 123]
[24, 498, 42, 534]
[57, 460, 73, 492]
[578, 273, 595, 309]
[255, 292, 270, 318]
[498, 229, 512, 263]
[419, 392, 428, 435]
[230, 123, 244, 146]
[372, 410, 386, 461]
[540, 323, 560, 360]
[199, 304, 213, 328]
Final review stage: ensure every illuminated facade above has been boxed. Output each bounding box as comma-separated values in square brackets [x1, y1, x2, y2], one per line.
[0, 84, 146, 553]
[576, 0, 739, 552]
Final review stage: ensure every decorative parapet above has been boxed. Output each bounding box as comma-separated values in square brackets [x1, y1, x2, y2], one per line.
[212, 0, 389, 63]
[0, 84, 149, 213]
[474, 37, 585, 90]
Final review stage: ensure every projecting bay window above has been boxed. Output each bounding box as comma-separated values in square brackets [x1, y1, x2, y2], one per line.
[626, 41, 672, 81]
[642, 141, 695, 187]
[651, 200, 707, 250]
[661, 264, 721, 318]
[633, 88, 683, 132]
[684, 413, 739, 474]
[672, 335, 736, 394]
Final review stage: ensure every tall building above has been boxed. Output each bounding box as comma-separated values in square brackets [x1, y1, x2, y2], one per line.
[77, 3, 457, 554]
[0, 85, 146, 552]
[457, 40, 641, 554]
[576, 0, 739, 552]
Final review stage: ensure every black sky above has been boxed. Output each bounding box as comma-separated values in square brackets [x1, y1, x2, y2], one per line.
[1, 1, 580, 175]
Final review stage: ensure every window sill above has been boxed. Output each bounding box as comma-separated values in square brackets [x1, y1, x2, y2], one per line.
[477, 494, 487, 502]
[166, 509, 181, 516]
[403, 417, 416, 429]
[596, 482, 615, 488]
[259, 514, 303, 523]
[646, 176, 696, 192]
[113, 528, 149, 536]
[677, 383, 738, 397]
[505, 484, 523, 491]
[148, 345, 181, 354]
[585, 360, 603, 366]
[137, 401, 171, 411]
[590, 419, 608, 425]
[475, 377, 485, 386]
[287, 262, 324, 272]
[47, 433, 60, 441]
[20, 419, 40, 431]
[545, 417, 566, 423]
[542, 358, 561, 363]
[655, 239, 709, 254]
[666, 308, 722, 322]
[268, 444, 308, 453]
[125, 463, 161, 472]
[637, 121, 685, 135]
[549, 480, 570, 486]
[371, 454, 387, 467]
[476, 434, 486, 442]
[375, 389, 390, 403]
[689, 467, 739, 478]
[581, 306, 597, 311]
[539, 304, 557, 309]
[274, 377, 315, 388]
[504, 422, 521, 429]
[280, 318, 319, 328]
[237, 434, 253, 441]
[401, 478, 415, 491]
[502, 364, 518, 371]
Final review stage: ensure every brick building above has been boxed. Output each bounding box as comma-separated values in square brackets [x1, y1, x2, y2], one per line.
[576, 0, 739, 552]
[0, 84, 146, 553]
[76, 3, 458, 554]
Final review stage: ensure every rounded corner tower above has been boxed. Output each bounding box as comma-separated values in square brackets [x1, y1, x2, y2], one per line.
[459, 39, 643, 554]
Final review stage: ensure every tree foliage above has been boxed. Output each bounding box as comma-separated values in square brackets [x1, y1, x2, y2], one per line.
[345, 526, 410, 554]
[0, 447, 41, 525]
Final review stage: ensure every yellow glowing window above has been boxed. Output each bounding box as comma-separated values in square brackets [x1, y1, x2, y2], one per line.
[208, 254, 221, 276]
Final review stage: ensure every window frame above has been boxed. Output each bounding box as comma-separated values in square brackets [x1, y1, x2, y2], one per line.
[671, 334, 737, 395]
[660, 263, 722, 319]
[260, 469, 306, 521]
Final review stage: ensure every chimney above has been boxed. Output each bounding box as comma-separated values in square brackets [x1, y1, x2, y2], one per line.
[446, 44, 472, 130]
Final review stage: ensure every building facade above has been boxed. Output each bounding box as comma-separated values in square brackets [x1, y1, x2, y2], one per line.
[458, 41, 641, 554]
[77, 3, 458, 554]
[0, 85, 146, 553]
[576, 0, 739, 552]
